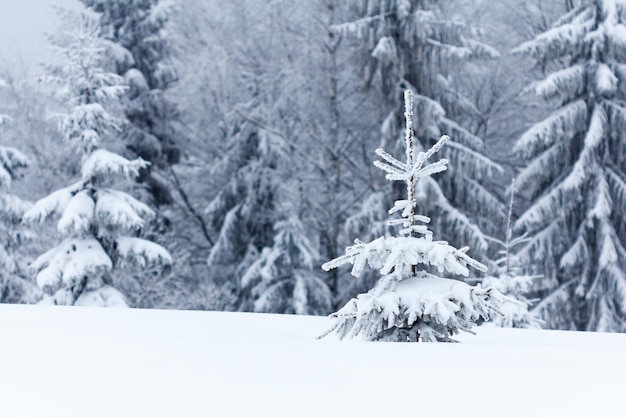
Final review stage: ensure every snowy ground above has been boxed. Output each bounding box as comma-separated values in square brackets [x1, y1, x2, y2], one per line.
[0, 305, 624, 417]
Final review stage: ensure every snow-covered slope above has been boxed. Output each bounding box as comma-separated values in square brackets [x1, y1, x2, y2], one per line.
[0, 305, 623, 417]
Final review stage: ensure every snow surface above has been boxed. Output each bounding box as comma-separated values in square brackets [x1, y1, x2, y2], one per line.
[0, 305, 623, 417]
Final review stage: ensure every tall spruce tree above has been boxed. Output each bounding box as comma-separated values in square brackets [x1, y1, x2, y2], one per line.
[336, 0, 504, 265]
[514, 0, 626, 331]
[205, 121, 281, 303]
[80, 0, 180, 206]
[204, 113, 332, 313]
[193, 1, 340, 313]
[23, 13, 171, 307]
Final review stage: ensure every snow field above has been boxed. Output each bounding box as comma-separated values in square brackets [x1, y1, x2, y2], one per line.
[0, 305, 623, 417]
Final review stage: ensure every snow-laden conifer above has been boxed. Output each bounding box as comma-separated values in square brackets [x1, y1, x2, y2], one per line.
[241, 217, 331, 315]
[336, 0, 503, 263]
[22, 13, 171, 307]
[205, 123, 280, 296]
[0, 133, 37, 303]
[80, 0, 180, 206]
[513, 0, 626, 331]
[322, 91, 512, 342]
[204, 115, 332, 313]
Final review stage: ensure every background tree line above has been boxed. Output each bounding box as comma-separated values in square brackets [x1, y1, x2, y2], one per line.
[1, 0, 625, 332]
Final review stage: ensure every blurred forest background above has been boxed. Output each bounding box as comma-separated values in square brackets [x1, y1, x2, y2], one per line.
[1, 0, 625, 333]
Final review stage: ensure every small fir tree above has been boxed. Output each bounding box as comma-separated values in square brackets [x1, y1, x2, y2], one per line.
[22, 13, 171, 307]
[481, 180, 542, 329]
[322, 90, 511, 342]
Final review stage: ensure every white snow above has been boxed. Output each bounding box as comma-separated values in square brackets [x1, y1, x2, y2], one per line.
[0, 305, 623, 417]
[75, 285, 128, 308]
[0, 194, 30, 220]
[595, 63, 618, 96]
[324, 235, 485, 278]
[371, 36, 397, 64]
[514, 100, 587, 158]
[95, 189, 152, 234]
[57, 103, 113, 146]
[81, 149, 149, 182]
[530, 64, 584, 99]
[115, 236, 173, 267]
[57, 189, 94, 235]
[22, 181, 84, 225]
[123, 68, 149, 92]
[30, 237, 111, 289]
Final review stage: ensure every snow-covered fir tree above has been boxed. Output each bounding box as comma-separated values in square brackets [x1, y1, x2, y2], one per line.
[0, 126, 38, 303]
[322, 90, 512, 342]
[80, 0, 180, 206]
[78, 0, 216, 310]
[336, 0, 504, 269]
[171, 1, 343, 313]
[22, 13, 171, 307]
[241, 217, 331, 315]
[205, 112, 332, 313]
[481, 180, 542, 329]
[205, 121, 279, 304]
[513, 0, 626, 331]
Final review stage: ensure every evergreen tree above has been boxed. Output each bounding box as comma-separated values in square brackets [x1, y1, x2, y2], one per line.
[191, 1, 340, 313]
[0, 129, 38, 303]
[322, 90, 511, 342]
[514, 0, 626, 331]
[22, 13, 171, 307]
[335, 0, 504, 263]
[241, 217, 331, 315]
[205, 114, 329, 313]
[80, 0, 180, 206]
[205, 121, 279, 302]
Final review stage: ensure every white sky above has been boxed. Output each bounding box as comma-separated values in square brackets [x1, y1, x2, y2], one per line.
[0, 0, 79, 74]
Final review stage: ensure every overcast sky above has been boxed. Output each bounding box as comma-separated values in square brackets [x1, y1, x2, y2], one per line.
[0, 0, 79, 74]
